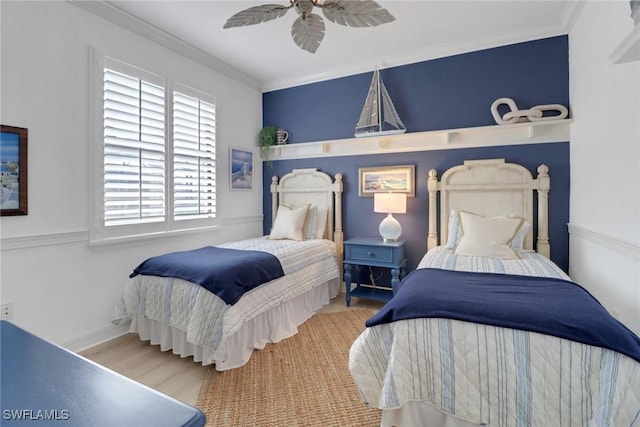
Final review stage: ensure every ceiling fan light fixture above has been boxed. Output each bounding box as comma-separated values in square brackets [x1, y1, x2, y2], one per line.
[223, 0, 395, 54]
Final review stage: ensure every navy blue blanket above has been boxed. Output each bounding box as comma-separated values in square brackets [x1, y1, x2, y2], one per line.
[130, 246, 285, 305]
[367, 268, 640, 364]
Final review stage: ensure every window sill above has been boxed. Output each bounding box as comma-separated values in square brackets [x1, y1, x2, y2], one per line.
[88, 225, 223, 247]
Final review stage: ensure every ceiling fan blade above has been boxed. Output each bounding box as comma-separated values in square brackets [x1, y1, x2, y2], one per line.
[320, 0, 395, 27]
[223, 4, 290, 28]
[291, 13, 325, 53]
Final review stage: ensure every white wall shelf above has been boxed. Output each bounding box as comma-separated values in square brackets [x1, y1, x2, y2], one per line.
[262, 119, 572, 161]
[611, 24, 640, 64]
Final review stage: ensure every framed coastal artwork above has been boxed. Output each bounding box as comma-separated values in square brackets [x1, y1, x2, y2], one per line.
[358, 165, 415, 197]
[0, 125, 28, 216]
[230, 148, 253, 191]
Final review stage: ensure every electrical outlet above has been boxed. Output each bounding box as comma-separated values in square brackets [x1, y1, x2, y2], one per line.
[1, 303, 13, 320]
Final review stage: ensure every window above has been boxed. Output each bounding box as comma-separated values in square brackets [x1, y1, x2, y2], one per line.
[93, 54, 217, 242]
[173, 90, 217, 220]
[103, 66, 166, 226]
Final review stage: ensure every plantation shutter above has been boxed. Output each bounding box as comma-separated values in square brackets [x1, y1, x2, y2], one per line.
[173, 92, 216, 220]
[103, 67, 166, 226]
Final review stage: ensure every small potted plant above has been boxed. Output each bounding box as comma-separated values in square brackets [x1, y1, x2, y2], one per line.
[259, 126, 278, 147]
[259, 126, 278, 161]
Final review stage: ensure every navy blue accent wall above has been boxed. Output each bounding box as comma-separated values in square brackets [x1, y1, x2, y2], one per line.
[263, 143, 570, 273]
[263, 36, 569, 142]
[261, 36, 570, 275]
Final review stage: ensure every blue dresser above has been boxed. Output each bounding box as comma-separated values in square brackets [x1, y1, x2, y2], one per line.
[343, 237, 407, 306]
[0, 320, 206, 427]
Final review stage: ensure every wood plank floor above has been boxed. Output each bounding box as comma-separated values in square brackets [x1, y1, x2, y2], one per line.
[81, 294, 384, 406]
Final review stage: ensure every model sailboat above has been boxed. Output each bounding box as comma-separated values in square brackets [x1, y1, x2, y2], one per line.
[355, 69, 406, 138]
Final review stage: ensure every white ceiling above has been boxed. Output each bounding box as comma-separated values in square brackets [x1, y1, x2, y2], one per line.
[78, 1, 583, 91]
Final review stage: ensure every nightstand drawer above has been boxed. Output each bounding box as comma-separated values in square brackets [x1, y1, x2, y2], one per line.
[347, 245, 394, 263]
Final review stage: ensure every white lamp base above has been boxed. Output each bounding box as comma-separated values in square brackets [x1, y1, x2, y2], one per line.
[379, 213, 402, 242]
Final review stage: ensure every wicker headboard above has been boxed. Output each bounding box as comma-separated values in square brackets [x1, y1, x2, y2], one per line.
[270, 168, 344, 269]
[427, 158, 550, 257]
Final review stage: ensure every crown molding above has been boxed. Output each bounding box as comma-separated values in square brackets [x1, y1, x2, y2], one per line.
[560, 0, 586, 32]
[263, 27, 565, 91]
[611, 24, 640, 64]
[262, 19, 576, 92]
[68, 0, 584, 93]
[68, 0, 261, 90]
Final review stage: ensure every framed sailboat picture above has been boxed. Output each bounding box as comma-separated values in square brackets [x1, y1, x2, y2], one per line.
[358, 165, 415, 197]
[230, 148, 253, 191]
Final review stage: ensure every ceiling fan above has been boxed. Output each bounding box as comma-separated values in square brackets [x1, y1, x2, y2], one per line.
[223, 0, 396, 54]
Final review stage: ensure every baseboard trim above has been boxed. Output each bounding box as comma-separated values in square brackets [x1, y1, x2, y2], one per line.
[568, 223, 640, 261]
[62, 321, 131, 353]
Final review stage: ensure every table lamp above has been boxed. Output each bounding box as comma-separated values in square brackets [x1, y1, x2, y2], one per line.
[374, 192, 406, 242]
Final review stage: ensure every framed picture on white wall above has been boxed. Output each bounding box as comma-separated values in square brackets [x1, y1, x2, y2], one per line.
[230, 148, 253, 191]
[0, 125, 28, 215]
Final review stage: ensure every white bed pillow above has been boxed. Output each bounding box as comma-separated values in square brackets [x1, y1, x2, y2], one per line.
[301, 205, 328, 239]
[269, 204, 310, 241]
[445, 209, 530, 252]
[453, 211, 523, 259]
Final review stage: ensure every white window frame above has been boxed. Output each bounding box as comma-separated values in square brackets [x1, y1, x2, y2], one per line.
[90, 49, 218, 243]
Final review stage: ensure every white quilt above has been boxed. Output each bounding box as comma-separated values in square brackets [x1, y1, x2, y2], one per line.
[349, 247, 640, 426]
[113, 237, 339, 358]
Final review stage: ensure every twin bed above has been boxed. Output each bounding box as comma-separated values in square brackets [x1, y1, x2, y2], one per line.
[112, 159, 640, 426]
[349, 159, 640, 426]
[113, 168, 344, 371]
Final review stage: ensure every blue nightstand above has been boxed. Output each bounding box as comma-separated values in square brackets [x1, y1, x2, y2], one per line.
[344, 237, 407, 307]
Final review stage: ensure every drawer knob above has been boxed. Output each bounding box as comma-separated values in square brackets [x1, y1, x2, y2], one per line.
[368, 251, 374, 257]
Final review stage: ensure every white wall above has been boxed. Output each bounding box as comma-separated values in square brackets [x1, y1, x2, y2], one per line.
[569, 1, 640, 334]
[0, 1, 264, 349]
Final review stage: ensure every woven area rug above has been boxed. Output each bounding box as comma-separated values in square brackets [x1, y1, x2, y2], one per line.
[196, 309, 381, 426]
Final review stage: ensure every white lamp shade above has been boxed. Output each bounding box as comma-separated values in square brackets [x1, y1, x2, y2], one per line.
[374, 192, 407, 214]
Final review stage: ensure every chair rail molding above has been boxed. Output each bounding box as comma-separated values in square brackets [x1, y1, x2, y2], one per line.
[1, 216, 263, 250]
[568, 223, 640, 261]
[262, 119, 572, 161]
[0, 231, 89, 251]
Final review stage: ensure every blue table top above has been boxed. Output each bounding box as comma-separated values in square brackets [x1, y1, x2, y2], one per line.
[1, 320, 206, 427]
